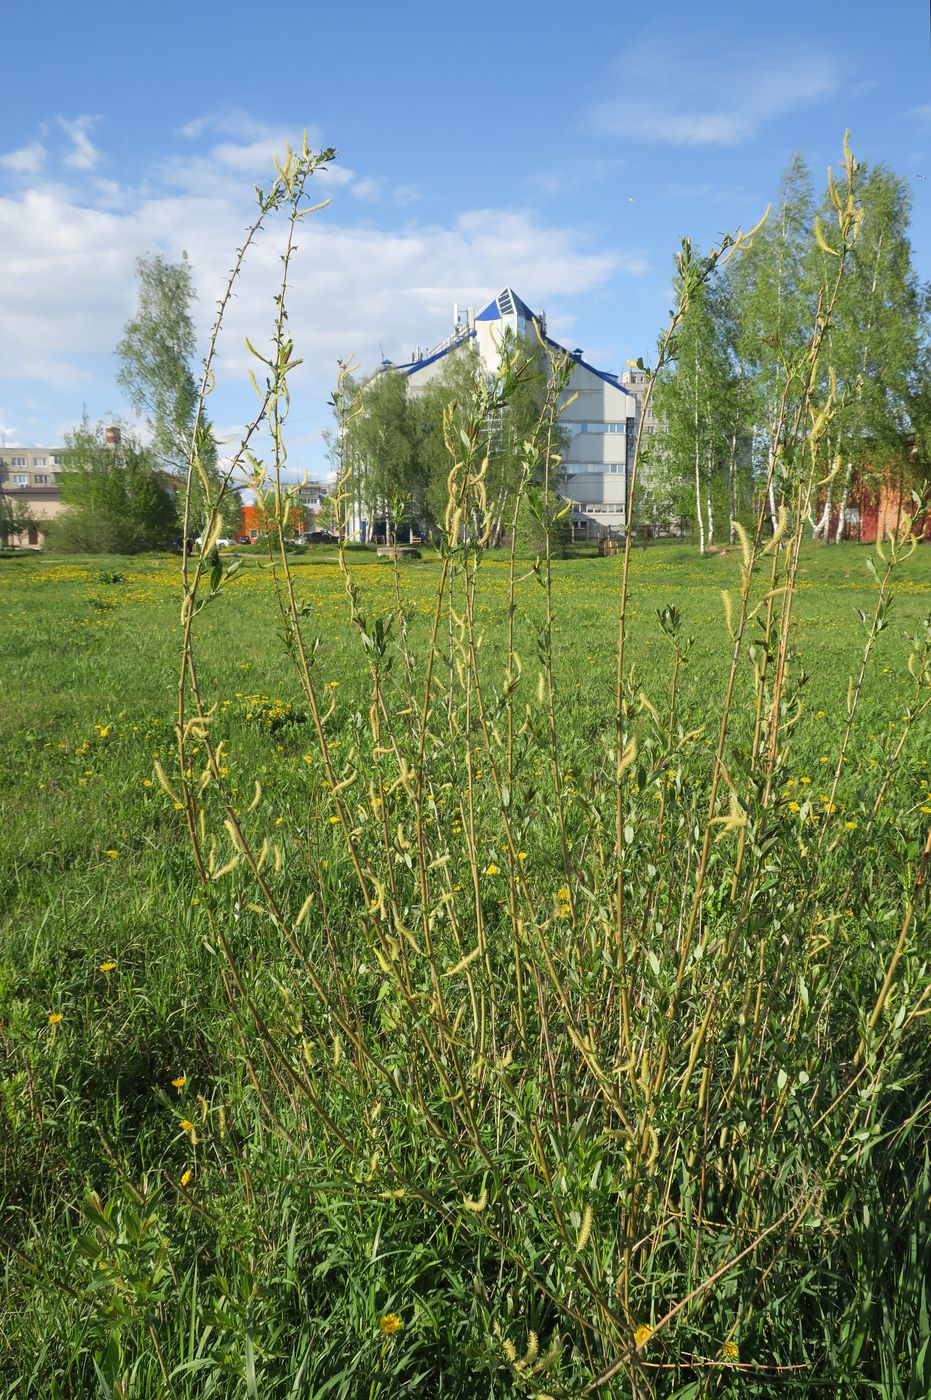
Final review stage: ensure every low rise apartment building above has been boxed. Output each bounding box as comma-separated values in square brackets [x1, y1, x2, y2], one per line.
[0, 445, 67, 546]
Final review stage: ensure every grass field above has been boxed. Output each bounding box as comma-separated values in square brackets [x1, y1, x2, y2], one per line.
[2, 540, 931, 1397]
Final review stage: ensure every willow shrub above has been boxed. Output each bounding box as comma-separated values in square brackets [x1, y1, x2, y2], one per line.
[165, 136, 931, 1396]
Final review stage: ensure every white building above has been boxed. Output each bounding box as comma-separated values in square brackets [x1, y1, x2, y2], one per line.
[389, 288, 639, 537]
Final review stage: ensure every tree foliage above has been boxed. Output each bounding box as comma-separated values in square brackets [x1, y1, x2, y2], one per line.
[649, 153, 930, 543]
[0, 493, 39, 548]
[116, 253, 240, 536]
[53, 419, 177, 553]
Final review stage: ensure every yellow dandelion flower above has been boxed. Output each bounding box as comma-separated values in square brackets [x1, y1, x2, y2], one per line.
[47, 1012, 63, 1026]
[379, 1312, 403, 1335]
[789, 801, 801, 813]
[179, 1119, 194, 1133]
[557, 885, 570, 901]
[800, 776, 812, 785]
[329, 815, 340, 824]
[517, 851, 528, 861]
[845, 821, 857, 830]
[180, 1169, 192, 1188]
[721, 1339, 739, 1361]
[634, 1324, 652, 1348]
[99, 961, 117, 973]
[105, 849, 120, 858]
[172, 1075, 186, 1089]
[485, 863, 499, 876]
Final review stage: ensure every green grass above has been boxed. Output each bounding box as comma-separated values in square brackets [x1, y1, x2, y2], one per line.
[1, 542, 930, 1397]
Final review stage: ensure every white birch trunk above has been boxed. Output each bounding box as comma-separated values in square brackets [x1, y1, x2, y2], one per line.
[812, 485, 831, 541]
[833, 463, 853, 544]
[694, 447, 705, 554]
[705, 447, 715, 549]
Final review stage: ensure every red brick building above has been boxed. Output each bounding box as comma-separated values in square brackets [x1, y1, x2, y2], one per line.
[239, 502, 304, 543]
[825, 452, 929, 544]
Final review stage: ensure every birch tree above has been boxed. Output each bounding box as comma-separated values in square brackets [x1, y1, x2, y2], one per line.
[809, 165, 923, 540]
[652, 270, 731, 553]
[117, 253, 240, 537]
[727, 155, 815, 530]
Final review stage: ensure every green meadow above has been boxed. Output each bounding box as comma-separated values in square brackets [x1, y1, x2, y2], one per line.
[2, 541, 931, 1397]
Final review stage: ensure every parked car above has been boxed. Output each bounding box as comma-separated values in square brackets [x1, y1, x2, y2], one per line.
[300, 529, 338, 544]
[194, 535, 235, 548]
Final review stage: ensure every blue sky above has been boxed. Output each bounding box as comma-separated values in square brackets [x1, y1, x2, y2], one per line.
[1, 0, 929, 477]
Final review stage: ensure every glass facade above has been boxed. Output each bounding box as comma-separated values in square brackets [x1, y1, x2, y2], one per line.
[565, 463, 624, 475]
[567, 421, 626, 434]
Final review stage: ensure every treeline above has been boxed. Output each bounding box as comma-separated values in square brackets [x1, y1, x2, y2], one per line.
[647, 154, 930, 549]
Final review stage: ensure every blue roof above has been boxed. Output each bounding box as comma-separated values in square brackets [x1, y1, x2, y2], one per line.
[475, 286, 539, 323]
[384, 285, 631, 395]
[543, 335, 630, 395]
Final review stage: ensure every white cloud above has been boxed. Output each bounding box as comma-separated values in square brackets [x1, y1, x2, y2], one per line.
[0, 142, 45, 174]
[350, 176, 423, 205]
[0, 125, 643, 452]
[178, 108, 302, 143]
[351, 175, 385, 202]
[159, 126, 352, 202]
[60, 115, 101, 171]
[590, 47, 841, 146]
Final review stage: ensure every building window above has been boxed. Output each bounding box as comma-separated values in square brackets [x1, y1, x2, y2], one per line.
[565, 464, 625, 476]
[250, 529, 258, 540]
[12, 473, 28, 485]
[568, 422, 626, 434]
[51, 454, 62, 464]
[33, 456, 47, 467]
[34, 473, 48, 484]
[11, 456, 26, 467]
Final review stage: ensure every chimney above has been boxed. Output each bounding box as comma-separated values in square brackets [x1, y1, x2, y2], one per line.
[105, 425, 121, 448]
